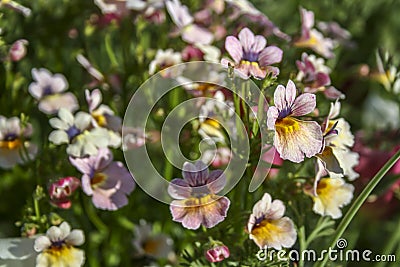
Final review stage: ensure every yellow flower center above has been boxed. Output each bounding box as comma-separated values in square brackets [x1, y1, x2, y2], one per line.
[92, 112, 107, 127]
[143, 239, 161, 255]
[315, 178, 331, 196]
[91, 172, 107, 188]
[275, 117, 300, 135]
[0, 139, 22, 150]
[250, 218, 283, 247]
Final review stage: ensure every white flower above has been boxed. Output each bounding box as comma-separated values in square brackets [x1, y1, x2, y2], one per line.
[247, 193, 297, 250]
[149, 49, 183, 77]
[0, 116, 37, 169]
[28, 68, 78, 115]
[132, 221, 174, 259]
[308, 177, 354, 219]
[34, 222, 85, 267]
[49, 108, 118, 157]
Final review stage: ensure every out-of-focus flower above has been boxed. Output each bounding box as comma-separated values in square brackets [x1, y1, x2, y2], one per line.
[168, 161, 230, 230]
[76, 54, 105, 83]
[166, 0, 214, 45]
[0, 116, 37, 169]
[70, 148, 135, 210]
[85, 89, 122, 134]
[306, 177, 354, 219]
[198, 91, 235, 144]
[49, 108, 119, 157]
[1, 0, 31, 17]
[9, 39, 28, 62]
[127, 0, 165, 24]
[28, 68, 78, 115]
[317, 21, 354, 48]
[261, 145, 283, 178]
[294, 8, 334, 59]
[370, 50, 400, 93]
[34, 221, 85, 267]
[132, 220, 174, 259]
[267, 80, 323, 163]
[149, 49, 183, 77]
[122, 127, 160, 151]
[316, 101, 359, 187]
[225, 0, 290, 41]
[247, 193, 296, 249]
[201, 147, 231, 167]
[296, 53, 344, 100]
[181, 45, 204, 61]
[221, 27, 283, 79]
[49, 177, 80, 209]
[205, 243, 230, 263]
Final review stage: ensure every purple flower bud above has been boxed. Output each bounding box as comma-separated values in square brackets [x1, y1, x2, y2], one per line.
[9, 39, 28, 62]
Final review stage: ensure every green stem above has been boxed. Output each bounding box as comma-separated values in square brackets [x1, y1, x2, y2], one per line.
[375, 218, 400, 267]
[317, 149, 400, 267]
[105, 34, 119, 68]
[83, 195, 108, 234]
[298, 226, 307, 267]
[34, 197, 40, 220]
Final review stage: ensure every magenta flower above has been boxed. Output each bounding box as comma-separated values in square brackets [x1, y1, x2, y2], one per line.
[205, 244, 230, 263]
[9, 39, 28, 62]
[221, 27, 283, 79]
[267, 80, 323, 163]
[69, 148, 135, 210]
[168, 161, 230, 230]
[49, 176, 80, 209]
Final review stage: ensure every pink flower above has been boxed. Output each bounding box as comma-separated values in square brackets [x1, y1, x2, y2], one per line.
[205, 244, 230, 263]
[221, 27, 282, 79]
[168, 161, 230, 230]
[294, 8, 334, 59]
[267, 80, 323, 163]
[49, 177, 80, 209]
[9, 39, 28, 62]
[69, 148, 135, 210]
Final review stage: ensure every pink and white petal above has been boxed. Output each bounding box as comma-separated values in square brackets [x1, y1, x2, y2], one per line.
[324, 86, 345, 100]
[249, 63, 267, 79]
[238, 27, 255, 52]
[252, 35, 267, 53]
[220, 58, 234, 68]
[267, 106, 279, 130]
[300, 7, 314, 31]
[235, 63, 251, 79]
[28, 83, 43, 99]
[110, 191, 129, 209]
[46, 226, 62, 242]
[33, 236, 51, 252]
[39, 93, 79, 115]
[202, 197, 230, 228]
[81, 174, 94, 196]
[258, 46, 283, 66]
[182, 25, 214, 45]
[168, 178, 192, 199]
[91, 189, 117, 210]
[206, 170, 226, 194]
[65, 230, 85, 246]
[265, 66, 280, 77]
[50, 74, 68, 93]
[182, 161, 209, 186]
[252, 193, 272, 218]
[58, 222, 71, 240]
[285, 80, 297, 107]
[315, 72, 331, 87]
[273, 84, 287, 111]
[93, 147, 113, 170]
[291, 93, 316, 116]
[225, 36, 243, 64]
[268, 199, 286, 220]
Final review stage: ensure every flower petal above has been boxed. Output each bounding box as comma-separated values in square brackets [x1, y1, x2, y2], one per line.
[238, 27, 255, 53]
[291, 93, 316, 116]
[225, 36, 243, 64]
[252, 35, 267, 53]
[48, 130, 69, 145]
[168, 178, 191, 199]
[182, 161, 209, 186]
[33, 236, 51, 252]
[258, 46, 283, 66]
[201, 196, 230, 228]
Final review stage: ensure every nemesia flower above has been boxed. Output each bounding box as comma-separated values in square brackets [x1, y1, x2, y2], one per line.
[166, 0, 214, 45]
[49, 177, 80, 209]
[76, 54, 105, 84]
[221, 27, 283, 79]
[296, 53, 344, 99]
[69, 148, 135, 210]
[34, 221, 85, 267]
[306, 177, 354, 219]
[132, 220, 174, 259]
[122, 127, 160, 151]
[267, 80, 323, 163]
[317, 21, 354, 48]
[28, 68, 78, 115]
[168, 160, 230, 230]
[49, 108, 119, 157]
[9, 39, 28, 62]
[0, 116, 37, 169]
[127, 0, 165, 24]
[1, 0, 31, 17]
[85, 89, 122, 133]
[247, 193, 297, 249]
[201, 147, 231, 167]
[205, 244, 230, 263]
[149, 49, 183, 77]
[294, 8, 334, 59]
[316, 101, 359, 184]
